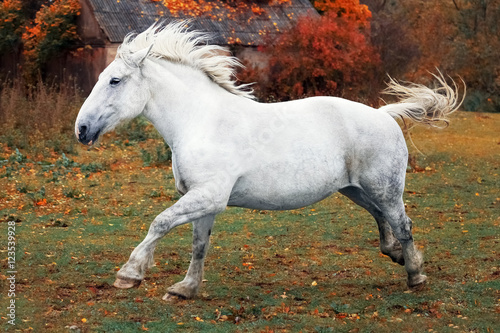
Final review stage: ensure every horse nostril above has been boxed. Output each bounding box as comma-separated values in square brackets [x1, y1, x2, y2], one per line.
[79, 125, 88, 138]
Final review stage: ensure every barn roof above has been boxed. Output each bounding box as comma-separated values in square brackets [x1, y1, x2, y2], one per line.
[86, 0, 318, 45]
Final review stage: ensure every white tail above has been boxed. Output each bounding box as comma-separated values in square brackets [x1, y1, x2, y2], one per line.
[379, 72, 464, 128]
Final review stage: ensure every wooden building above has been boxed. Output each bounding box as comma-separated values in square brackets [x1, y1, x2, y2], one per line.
[70, 0, 318, 92]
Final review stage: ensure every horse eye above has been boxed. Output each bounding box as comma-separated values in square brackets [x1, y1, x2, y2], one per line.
[109, 78, 121, 86]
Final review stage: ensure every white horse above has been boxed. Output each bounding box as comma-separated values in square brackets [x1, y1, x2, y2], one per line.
[75, 22, 460, 301]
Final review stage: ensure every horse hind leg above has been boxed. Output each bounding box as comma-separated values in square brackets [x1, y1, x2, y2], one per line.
[341, 185, 427, 288]
[339, 186, 404, 265]
[381, 201, 427, 288]
[163, 214, 215, 300]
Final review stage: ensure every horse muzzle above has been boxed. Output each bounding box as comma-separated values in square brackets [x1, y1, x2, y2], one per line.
[76, 123, 101, 146]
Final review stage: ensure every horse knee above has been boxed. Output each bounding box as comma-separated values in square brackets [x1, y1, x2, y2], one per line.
[150, 213, 177, 236]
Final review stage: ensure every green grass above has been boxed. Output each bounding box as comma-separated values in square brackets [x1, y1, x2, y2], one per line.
[0, 112, 499, 332]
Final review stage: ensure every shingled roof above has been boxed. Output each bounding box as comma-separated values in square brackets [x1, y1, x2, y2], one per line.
[86, 0, 318, 45]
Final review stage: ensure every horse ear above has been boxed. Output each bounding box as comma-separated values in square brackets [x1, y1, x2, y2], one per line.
[135, 43, 154, 67]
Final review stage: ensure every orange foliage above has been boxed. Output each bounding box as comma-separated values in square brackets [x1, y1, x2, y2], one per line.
[159, 0, 211, 17]
[241, 9, 381, 102]
[1, 0, 22, 21]
[0, 0, 24, 52]
[155, 0, 290, 20]
[22, 0, 80, 80]
[314, 0, 371, 27]
[251, 4, 266, 16]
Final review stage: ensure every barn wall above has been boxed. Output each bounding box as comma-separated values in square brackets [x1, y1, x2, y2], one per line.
[45, 0, 120, 94]
[67, 44, 264, 94]
[78, 0, 107, 44]
[1, 43, 264, 95]
[44, 45, 117, 94]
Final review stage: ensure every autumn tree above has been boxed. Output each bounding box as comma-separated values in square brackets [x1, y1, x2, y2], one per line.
[240, 0, 381, 102]
[360, 0, 420, 79]
[18, 0, 48, 19]
[0, 0, 24, 54]
[314, 0, 372, 24]
[362, 0, 499, 112]
[452, 0, 500, 112]
[0, 0, 81, 82]
[21, 0, 81, 82]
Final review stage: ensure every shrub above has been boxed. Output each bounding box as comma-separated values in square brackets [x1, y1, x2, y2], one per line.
[0, 0, 24, 53]
[21, 0, 81, 81]
[240, 1, 382, 102]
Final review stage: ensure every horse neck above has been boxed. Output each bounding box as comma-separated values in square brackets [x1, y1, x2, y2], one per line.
[141, 60, 229, 148]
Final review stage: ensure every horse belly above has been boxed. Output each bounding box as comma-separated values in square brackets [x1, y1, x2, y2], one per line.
[227, 190, 335, 210]
[227, 158, 348, 210]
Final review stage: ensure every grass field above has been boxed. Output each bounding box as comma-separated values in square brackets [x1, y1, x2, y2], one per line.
[0, 111, 499, 332]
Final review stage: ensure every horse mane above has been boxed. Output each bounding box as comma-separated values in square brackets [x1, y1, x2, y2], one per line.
[117, 21, 254, 99]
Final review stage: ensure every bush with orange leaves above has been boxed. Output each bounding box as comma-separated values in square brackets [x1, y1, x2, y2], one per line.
[21, 0, 80, 82]
[239, 0, 382, 103]
[0, 0, 24, 53]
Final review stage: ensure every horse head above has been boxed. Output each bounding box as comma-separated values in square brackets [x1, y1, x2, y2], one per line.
[75, 44, 154, 145]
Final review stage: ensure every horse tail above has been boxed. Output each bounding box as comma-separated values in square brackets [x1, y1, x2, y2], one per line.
[378, 72, 464, 129]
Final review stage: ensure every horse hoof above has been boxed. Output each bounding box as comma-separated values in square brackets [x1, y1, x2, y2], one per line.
[407, 274, 427, 290]
[113, 277, 142, 289]
[162, 292, 185, 302]
[166, 281, 198, 299]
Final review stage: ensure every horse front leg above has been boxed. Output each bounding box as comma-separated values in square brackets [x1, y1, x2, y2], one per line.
[163, 215, 215, 300]
[113, 188, 227, 295]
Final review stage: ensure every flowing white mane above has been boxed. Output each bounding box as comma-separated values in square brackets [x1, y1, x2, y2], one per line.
[117, 21, 254, 99]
